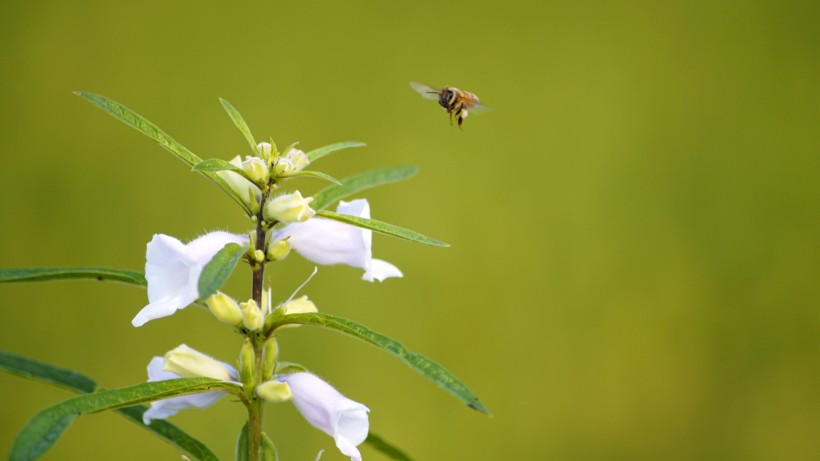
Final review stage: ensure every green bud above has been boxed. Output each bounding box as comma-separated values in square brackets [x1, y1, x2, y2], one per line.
[239, 338, 256, 392]
[241, 299, 264, 331]
[267, 239, 291, 261]
[256, 380, 293, 403]
[206, 292, 243, 327]
[262, 337, 279, 381]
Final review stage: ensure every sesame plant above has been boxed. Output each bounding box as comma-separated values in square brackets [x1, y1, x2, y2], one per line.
[0, 93, 488, 461]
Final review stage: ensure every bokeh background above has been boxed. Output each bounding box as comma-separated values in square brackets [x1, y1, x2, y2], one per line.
[1, 0, 819, 460]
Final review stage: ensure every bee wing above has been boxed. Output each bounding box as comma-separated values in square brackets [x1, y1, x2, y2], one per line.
[410, 81, 440, 101]
[466, 102, 492, 115]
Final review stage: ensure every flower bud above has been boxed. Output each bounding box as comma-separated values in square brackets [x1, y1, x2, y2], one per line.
[241, 299, 264, 331]
[282, 295, 318, 315]
[257, 142, 272, 161]
[253, 249, 266, 263]
[217, 156, 262, 211]
[263, 191, 316, 224]
[267, 238, 291, 261]
[272, 158, 294, 177]
[242, 157, 269, 184]
[262, 337, 279, 381]
[163, 344, 232, 381]
[286, 148, 310, 172]
[256, 380, 293, 403]
[239, 338, 256, 391]
[206, 292, 243, 327]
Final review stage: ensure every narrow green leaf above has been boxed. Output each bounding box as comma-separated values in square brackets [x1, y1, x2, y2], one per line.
[270, 313, 489, 415]
[198, 243, 248, 299]
[312, 166, 419, 211]
[0, 351, 96, 393]
[1, 353, 220, 461]
[260, 433, 279, 461]
[365, 432, 414, 461]
[306, 141, 366, 162]
[117, 406, 221, 461]
[287, 170, 342, 185]
[236, 422, 249, 461]
[75, 92, 251, 213]
[219, 98, 257, 154]
[316, 210, 449, 247]
[0, 267, 146, 286]
[10, 378, 239, 461]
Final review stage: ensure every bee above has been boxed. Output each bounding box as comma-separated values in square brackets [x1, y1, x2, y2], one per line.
[410, 82, 488, 129]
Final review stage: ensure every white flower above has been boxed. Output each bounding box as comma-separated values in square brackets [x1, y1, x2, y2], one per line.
[142, 355, 237, 424]
[132, 231, 248, 327]
[272, 199, 402, 282]
[276, 373, 369, 461]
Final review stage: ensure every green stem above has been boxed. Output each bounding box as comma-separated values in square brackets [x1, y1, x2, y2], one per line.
[247, 184, 273, 461]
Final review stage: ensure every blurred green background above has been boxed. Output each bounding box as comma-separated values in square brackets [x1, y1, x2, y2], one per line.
[1, 0, 819, 459]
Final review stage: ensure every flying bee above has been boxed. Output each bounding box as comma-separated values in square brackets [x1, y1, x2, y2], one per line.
[410, 82, 489, 129]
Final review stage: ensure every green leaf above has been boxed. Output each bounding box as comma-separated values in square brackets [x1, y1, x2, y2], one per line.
[286, 170, 342, 185]
[316, 210, 449, 247]
[219, 98, 257, 154]
[75, 92, 251, 213]
[10, 378, 239, 461]
[306, 141, 366, 162]
[117, 406, 221, 461]
[236, 422, 249, 461]
[0, 267, 146, 286]
[312, 166, 419, 211]
[198, 243, 248, 299]
[365, 432, 414, 461]
[260, 433, 279, 461]
[0, 351, 96, 393]
[270, 313, 489, 415]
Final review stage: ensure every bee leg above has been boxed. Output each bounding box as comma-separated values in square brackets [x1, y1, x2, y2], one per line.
[448, 110, 454, 125]
[455, 107, 464, 129]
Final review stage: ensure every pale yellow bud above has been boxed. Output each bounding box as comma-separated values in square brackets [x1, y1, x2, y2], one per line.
[206, 292, 243, 327]
[241, 299, 264, 331]
[163, 344, 232, 381]
[253, 249, 266, 263]
[272, 158, 294, 177]
[257, 142, 272, 160]
[263, 191, 316, 224]
[242, 157, 269, 184]
[282, 295, 318, 315]
[286, 148, 310, 172]
[261, 286, 273, 316]
[256, 380, 293, 403]
[267, 239, 291, 261]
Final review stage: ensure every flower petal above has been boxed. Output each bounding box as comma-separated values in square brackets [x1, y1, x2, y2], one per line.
[142, 357, 227, 424]
[363, 259, 403, 282]
[277, 372, 369, 461]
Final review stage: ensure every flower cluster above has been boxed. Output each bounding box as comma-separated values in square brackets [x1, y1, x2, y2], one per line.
[132, 140, 404, 461]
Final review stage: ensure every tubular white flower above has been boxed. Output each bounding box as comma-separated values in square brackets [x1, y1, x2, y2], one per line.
[276, 373, 369, 461]
[132, 231, 248, 327]
[271, 199, 402, 282]
[142, 355, 237, 424]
